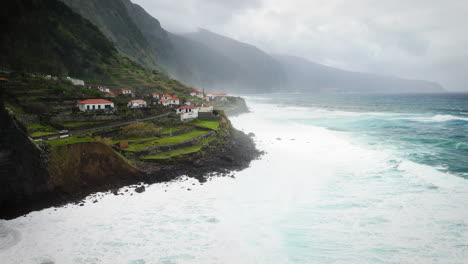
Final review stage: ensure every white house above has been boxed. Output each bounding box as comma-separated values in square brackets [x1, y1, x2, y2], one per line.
[159, 99, 170, 106]
[206, 93, 228, 101]
[176, 105, 199, 121]
[152, 93, 159, 99]
[100, 87, 110, 93]
[190, 92, 196, 96]
[67, 77, 85, 86]
[128, 99, 147, 108]
[169, 97, 180, 105]
[184, 101, 192, 106]
[162, 94, 172, 100]
[77, 99, 114, 112]
[121, 88, 132, 95]
[198, 105, 214, 113]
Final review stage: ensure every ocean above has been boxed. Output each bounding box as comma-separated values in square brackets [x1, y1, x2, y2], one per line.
[1, 93, 467, 264]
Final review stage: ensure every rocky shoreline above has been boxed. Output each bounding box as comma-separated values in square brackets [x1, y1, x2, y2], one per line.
[0, 123, 262, 220]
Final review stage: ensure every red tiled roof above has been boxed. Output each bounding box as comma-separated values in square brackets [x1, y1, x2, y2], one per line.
[130, 100, 146, 103]
[163, 94, 171, 97]
[178, 105, 197, 109]
[194, 88, 201, 91]
[0, 78, 8, 81]
[171, 98, 179, 100]
[77, 99, 113, 104]
[152, 92, 159, 95]
[159, 99, 168, 102]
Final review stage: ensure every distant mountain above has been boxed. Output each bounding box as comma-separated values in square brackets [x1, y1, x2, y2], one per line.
[174, 29, 287, 93]
[276, 55, 444, 93]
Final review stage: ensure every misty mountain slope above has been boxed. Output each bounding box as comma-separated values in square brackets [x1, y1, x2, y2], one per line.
[181, 29, 287, 92]
[59, 0, 161, 70]
[169, 33, 248, 90]
[276, 55, 444, 93]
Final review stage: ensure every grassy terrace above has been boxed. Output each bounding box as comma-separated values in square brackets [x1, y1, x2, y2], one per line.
[141, 137, 216, 160]
[190, 120, 220, 130]
[47, 135, 96, 148]
[27, 123, 58, 137]
[125, 129, 210, 152]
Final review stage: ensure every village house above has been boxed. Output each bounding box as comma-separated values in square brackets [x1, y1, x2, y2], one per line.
[128, 99, 147, 108]
[89, 84, 110, 93]
[198, 104, 214, 113]
[184, 101, 192, 106]
[176, 105, 199, 121]
[169, 97, 180, 105]
[162, 94, 172, 100]
[159, 99, 170, 106]
[190, 92, 196, 96]
[152, 93, 159, 99]
[77, 99, 114, 112]
[66, 77, 85, 86]
[206, 93, 228, 101]
[115, 88, 132, 95]
[194, 88, 203, 95]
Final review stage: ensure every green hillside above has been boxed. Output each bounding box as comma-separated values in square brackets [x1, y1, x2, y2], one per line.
[0, 0, 192, 94]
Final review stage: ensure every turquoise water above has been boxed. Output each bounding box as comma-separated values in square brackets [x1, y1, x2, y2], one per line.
[262, 93, 468, 177]
[1, 93, 467, 263]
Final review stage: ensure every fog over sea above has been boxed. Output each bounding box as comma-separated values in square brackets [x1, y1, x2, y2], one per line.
[1, 93, 468, 264]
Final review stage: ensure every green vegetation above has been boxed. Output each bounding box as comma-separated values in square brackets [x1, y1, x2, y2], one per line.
[141, 137, 216, 160]
[190, 119, 220, 130]
[119, 122, 162, 138]
[31, 131, 57, 137]
[47, 135, 95, 148]
[125, 130, 210, 152]
[27, 123, 58, 137]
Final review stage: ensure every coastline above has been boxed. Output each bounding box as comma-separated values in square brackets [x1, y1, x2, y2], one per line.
[0, 109, 261, 220]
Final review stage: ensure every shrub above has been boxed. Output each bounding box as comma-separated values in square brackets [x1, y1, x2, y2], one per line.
[119, 122, 162, 138]
[95, 136, 112, 145]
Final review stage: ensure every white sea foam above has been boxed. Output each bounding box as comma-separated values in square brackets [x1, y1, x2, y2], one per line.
[1, 99, 467, 264]
[403, 114, 468, 122]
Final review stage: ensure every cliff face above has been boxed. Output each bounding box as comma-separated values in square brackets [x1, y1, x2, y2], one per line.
[0, 102, 50, 213]
[49, 142, 144, 193]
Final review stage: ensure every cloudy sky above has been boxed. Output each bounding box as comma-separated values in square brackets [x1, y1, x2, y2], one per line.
[132, 0, 468, 91]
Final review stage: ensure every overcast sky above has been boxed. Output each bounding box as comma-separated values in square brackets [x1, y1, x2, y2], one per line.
[132, 0, 468, 91]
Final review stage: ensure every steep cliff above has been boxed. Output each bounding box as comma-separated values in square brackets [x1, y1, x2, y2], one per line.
[0, 99, 50, 215]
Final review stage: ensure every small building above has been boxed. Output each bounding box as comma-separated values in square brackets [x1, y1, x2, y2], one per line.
[176, 105, 199, 121]
[66, 77, 85, 86]
[198, 105, 214, 113]
[162, 94, 172, 100]
[169, 97, 180, 105]
[159, 99, 170, 106]
[190, 92, 196, 97]
[77, 99, 114, 112]
[115, 88, 132, 95]
[206, 93, 228, 101]
[194, 88, 203, 95]
[184, 101, 192, 106]
[128, 99, 147, 108]
[152, 93, 159, 99]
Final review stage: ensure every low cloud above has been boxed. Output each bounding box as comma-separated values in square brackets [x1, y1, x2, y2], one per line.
[132, 0, 468, 91]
